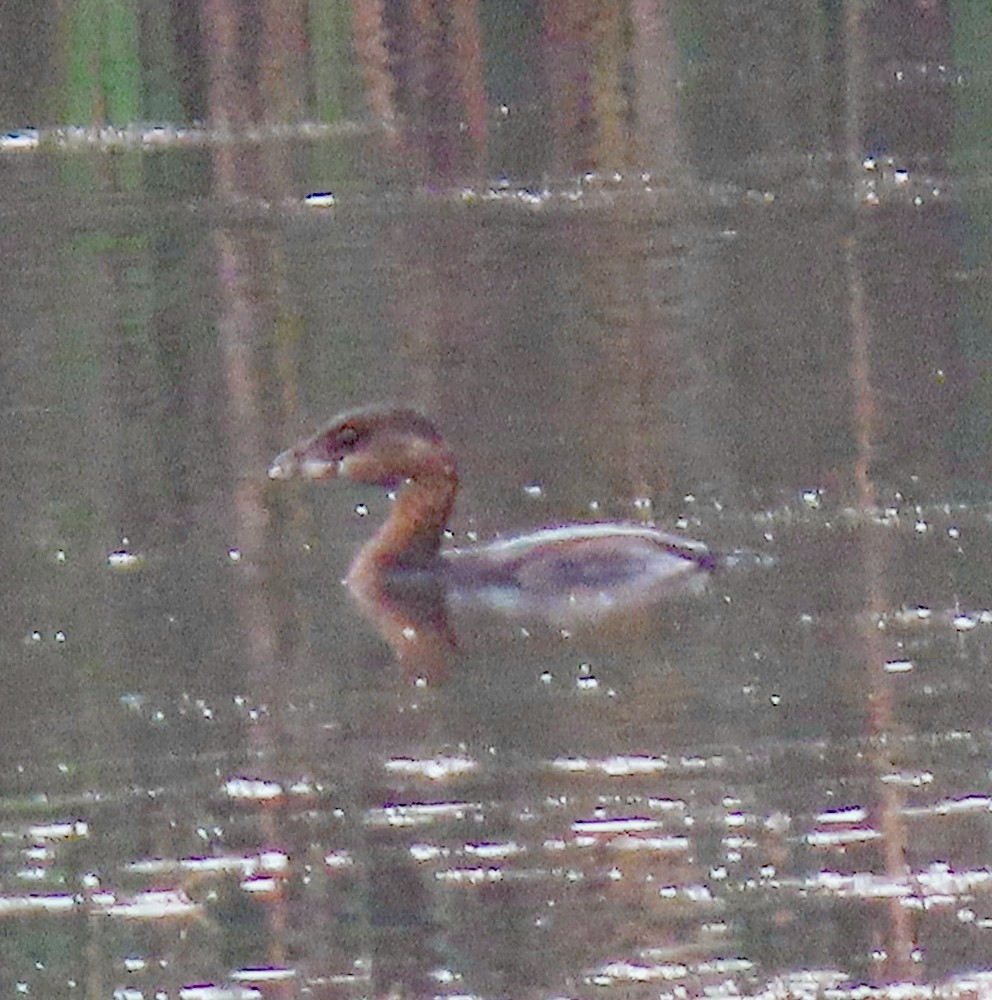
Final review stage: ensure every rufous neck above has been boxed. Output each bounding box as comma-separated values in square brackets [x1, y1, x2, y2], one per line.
[361, 466, 459, 570]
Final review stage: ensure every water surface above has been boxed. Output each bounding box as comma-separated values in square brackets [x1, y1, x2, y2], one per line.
[4, 2, 992, 997]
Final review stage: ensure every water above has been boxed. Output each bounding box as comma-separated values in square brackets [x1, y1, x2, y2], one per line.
[4, 2, 992, 997]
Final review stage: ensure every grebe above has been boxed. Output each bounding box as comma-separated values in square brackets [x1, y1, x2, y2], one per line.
[269, 405, 715, 632]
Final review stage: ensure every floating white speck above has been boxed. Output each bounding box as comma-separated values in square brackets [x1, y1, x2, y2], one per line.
[465, 841, 523, 859]
[880, 770, 932, 787]
[892, 606, 932, 625]
[230, 968, 296, 983]
[29, 821, 88, 840]
[572, 817, 660, 834]
[609, 835, 689, 853]
[257, 851, 288, 872]
[303, 191, 335, 207]
[0, 894, 76, 915]
[590, 960, 688, 984]
[435, 866, 503, 884]
[816, 807, 867, 823]
[806, 828, 881, 847]
[372, 801, 478, 827]
[409, 843, 445, 861]
[241, 876, 279, 894]
[179, 986, 262, 1000]
[108, 550, 144, 570]
[0, 129, 39, 150]
[106, 889, 202, 920]
[384, 757, 477, 780]
[224, 778, 283, 800]
[550, 756, 588, 772]
[884, 660, 914, 673]
[129, 856, 251, 876]
[16, 867, 47, 881]
[905, 796, 992, 817]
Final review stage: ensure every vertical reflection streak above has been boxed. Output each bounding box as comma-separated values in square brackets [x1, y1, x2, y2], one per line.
[204, 0, 289, 971]
[846, 0, 915, 981]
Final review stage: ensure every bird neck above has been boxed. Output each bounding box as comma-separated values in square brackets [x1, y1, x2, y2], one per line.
[358, 462, 459, 572]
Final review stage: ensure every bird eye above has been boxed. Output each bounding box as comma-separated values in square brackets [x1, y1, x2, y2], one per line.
[337, 426, 359, 450]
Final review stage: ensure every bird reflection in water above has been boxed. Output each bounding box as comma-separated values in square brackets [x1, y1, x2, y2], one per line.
[269, 404, 715, 679]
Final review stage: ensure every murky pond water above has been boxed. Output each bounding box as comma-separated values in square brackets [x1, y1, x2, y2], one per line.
[4, 2, 992, 998]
